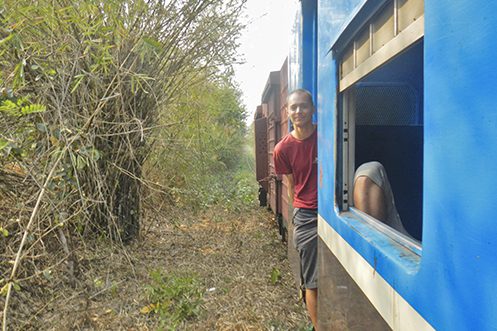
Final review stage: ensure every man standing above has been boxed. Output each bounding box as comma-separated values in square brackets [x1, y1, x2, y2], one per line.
[273, 89, 318, 330]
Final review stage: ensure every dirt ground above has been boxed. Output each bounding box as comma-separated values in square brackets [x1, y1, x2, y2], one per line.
[6, 206, 310, 330]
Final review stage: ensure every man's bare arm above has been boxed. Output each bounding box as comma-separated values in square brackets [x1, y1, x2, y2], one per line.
[284, 174, 294, 203]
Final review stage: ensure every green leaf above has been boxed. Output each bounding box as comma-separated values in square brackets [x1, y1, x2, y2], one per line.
[70, 74, 85, 93]
[36, 123, 48, 133]
[94, 277, 104, 288]
[140, 303, 157, 314]
[13, 59, 26, 89]
[69, 150, 77, 165]
[0, 99, 20, 116]
[76, 155, 87, 170]
[20, 104, 46, 115]
[0, 138, 9, 150]
[142, 37, 162, 49]
[0, 33, 14, 46]
[0, 227, 8, 237]
[270, 267, 281, 285]
[0, 283, 9, 296]
[88, 148, 100, 161]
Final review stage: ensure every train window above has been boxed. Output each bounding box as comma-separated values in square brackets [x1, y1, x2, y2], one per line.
[336, 0, 424, 243]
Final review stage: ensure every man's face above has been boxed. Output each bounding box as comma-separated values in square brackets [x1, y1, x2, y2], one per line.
[287, 92, 314, 128]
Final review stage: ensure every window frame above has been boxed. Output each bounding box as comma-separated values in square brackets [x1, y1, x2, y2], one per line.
[334, 0, 425, 248]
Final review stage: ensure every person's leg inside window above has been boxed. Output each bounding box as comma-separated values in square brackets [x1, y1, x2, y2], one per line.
[353, 161, 409, 236]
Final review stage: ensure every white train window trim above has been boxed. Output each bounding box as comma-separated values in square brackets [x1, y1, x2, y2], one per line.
[340, 14, 424, 92]
[318, 216, 434, 331]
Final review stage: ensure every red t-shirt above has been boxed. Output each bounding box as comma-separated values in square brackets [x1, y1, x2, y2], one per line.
[273, 129, 317, 209]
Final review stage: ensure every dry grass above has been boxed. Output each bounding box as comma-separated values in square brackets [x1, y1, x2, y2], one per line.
[3, 206, 309, 330]
[0, 3, 248, 324]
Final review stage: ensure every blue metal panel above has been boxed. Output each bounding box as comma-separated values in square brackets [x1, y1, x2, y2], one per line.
[423, 1, 497, 329]
[302, 0, 317, 101]
[317, 0, 365, 216]
[289, 0, 318, 126]
[317, 0, 497, 330]
[288, 0, 317, 97]
[317, 0, 363, 230]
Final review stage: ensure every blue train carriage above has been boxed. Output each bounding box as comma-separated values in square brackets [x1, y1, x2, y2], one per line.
[289, 0, 497, 330]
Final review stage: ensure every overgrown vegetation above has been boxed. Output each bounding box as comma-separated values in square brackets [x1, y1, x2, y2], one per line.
[142, 270, 204, 330]
[0, 0, 254, 329]
[145, 79, 256, 212]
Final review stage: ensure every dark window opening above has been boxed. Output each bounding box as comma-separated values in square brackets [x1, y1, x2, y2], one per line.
[340, 40, 424, 242]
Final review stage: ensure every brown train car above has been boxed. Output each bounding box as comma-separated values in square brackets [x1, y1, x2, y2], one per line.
[254, 59, 301, 288]
[254, 59, 292, 243]
[254, 59, 302, 290]
[262, 70, 281, 219]
[254, 104, 268, 207]
[276, 60, 301, 288]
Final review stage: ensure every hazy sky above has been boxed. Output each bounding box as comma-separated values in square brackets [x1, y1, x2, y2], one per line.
[234, 0, 298, 121]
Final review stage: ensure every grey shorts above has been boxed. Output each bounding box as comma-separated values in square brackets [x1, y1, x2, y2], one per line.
[293, 208, 318, 289]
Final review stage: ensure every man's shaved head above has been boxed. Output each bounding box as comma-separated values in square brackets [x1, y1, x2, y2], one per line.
[287, 89, 314, 106]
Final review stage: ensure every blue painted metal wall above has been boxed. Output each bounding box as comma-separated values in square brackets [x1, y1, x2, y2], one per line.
[301, 0, 317, 101]
[289, 0, 318, 124]
[423, 1, 497, 329]
[316, 0, 497, 330]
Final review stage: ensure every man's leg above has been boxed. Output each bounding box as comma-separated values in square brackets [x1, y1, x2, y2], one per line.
[353, 175, 387, 222]
[353, 161, 409, 235]
[293, 208, 319, 330]
[306, 288, 318, 330]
